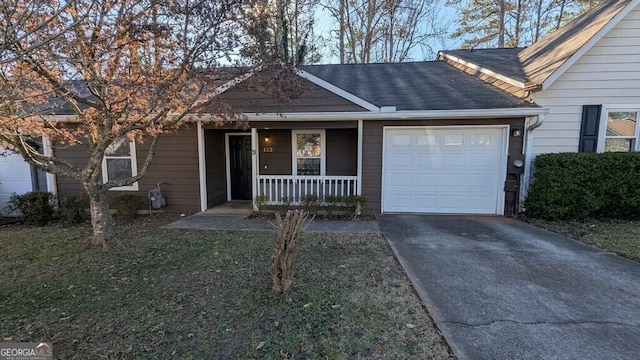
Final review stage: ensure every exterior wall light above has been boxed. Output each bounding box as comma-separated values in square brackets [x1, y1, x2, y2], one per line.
[512, 129, 522, 137]
[513, 159, 524, 168]
[264, 135, 270, 143]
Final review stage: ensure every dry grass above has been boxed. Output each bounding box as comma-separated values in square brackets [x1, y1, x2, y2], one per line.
[529, 218, 640, 262]
[0, 214, 453, 359]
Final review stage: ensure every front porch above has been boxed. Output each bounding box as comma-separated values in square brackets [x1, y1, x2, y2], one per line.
[198, 121, 363, 211]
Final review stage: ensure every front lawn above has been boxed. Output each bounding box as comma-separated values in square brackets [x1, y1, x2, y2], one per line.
[0, 216, 452, 359]
[530, 219, 640, 262]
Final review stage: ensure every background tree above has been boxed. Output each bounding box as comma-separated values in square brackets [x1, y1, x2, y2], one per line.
[448, 0, 604, 48]
[321, 0, 447, 63]
[247, 0, 322, 64]
[0, 0, 276, 247]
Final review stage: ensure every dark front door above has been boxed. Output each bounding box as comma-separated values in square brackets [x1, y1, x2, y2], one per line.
[229, 135, 252, 200]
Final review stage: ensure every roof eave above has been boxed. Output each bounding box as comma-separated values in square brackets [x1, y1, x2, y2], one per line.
[438, 52, 526, 89]
[540, 0, 640, 90]
[43, 107, 549, 123]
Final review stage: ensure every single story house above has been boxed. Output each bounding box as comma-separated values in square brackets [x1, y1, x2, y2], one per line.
[34, 0, 640, 216]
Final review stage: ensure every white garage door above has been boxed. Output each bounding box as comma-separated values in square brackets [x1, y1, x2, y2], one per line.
[0, 151, 33, 214]
[382, 127, 507, 214]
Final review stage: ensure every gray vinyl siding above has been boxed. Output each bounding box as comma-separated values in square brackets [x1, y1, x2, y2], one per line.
[219, 81, 366, 113]
[255, 128, 357, 176]
[326, 128, 357, 176]
[258, 129, 292, 175]
[55, 128, 201, 212]
[362, 118, 525, 215]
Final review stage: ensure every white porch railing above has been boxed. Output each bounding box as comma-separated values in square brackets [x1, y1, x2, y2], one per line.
[257, 175, 359, 204]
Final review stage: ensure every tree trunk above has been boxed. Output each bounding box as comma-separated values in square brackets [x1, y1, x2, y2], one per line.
[87, 188, 117, 249]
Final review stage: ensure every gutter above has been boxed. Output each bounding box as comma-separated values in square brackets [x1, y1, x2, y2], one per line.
[240, 107, 549, 121]
[43, 107, 550, 123]
[520, 114, 545, 208]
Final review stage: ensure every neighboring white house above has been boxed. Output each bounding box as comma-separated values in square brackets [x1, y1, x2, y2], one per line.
[0, 149, 36, 214]
[438, 0, 640, 195]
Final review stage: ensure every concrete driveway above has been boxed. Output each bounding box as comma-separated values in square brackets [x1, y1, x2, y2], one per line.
[378, 215, 640, 360]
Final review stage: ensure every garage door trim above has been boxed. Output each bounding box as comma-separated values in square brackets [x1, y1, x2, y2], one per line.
[381, 125, 509, 215]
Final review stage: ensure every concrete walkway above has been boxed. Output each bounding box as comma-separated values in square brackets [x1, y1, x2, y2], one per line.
[378, 214, 640, 360]
[165, 213, 380, 233]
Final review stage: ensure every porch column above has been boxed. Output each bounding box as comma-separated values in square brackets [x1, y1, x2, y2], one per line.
[197, 121, 207, 211]
[42, 136, 58, 198]
[357, 119, 363, 196]
[251, 127, 258, 211]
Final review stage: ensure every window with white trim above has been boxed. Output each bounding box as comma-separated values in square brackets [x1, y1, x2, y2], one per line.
[292, 130, 325, 176]
[102, 139, 138, 191]
[603, 109, 640, 152]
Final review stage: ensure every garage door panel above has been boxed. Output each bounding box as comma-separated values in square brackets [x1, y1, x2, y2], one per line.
[414, 173, 438, 187]
[383, 127, 506, 214]
[441, 153, 466, 167]
[387, 153, 413, 168]
[417, 134, 437, 146]
[413, 196, 438, 211]
[467, 195, 496, 211]
[386, 172, 413, 186]
[468, 153, 502, 168]
[439, 195, 466, 209]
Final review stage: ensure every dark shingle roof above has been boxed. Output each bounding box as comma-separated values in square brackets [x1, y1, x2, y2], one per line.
[440, 48, 527, 83]
[303, 62, 536, 111]
[439, 0, 633, 86]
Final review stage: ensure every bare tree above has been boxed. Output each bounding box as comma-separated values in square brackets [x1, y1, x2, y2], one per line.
[321, 0, 447, 63]
[0, 0, 281, 247]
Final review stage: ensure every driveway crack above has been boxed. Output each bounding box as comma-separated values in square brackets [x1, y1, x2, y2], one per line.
[443, 319, 640, 328]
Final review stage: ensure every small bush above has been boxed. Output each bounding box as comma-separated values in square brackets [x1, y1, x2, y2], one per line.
[344, 195, 366, 218]
[111, 194, 145, 217]
[524, 152, 640, 220]
[301, 194, 319, 214]
[6, 191, 56, 225]
[58, 195, 90, 225]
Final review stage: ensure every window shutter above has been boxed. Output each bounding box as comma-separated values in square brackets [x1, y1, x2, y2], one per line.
[579, 105, 602, 152]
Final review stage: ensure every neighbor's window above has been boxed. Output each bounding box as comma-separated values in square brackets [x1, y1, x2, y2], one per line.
[604, 110, 640, 152]
[102, 138, 138, 191]
[293, 130, 324, 176]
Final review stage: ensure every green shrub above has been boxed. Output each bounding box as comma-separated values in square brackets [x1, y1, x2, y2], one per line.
[344, 195, 366, 217]
[57, 195, 90, 225]
[6, 191, 56, 225]
[524, 152, 640, 220]
[301, 194, 319, 214]
[111, 194, 145, 217]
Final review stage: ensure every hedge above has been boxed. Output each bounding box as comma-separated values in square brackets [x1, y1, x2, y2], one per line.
[524, 152, 640, 220]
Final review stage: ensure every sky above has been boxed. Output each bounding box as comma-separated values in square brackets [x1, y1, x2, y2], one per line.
[311, 1, 461, 64]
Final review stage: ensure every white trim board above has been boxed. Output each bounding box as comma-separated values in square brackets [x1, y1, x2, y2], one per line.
[295, 69, 382, 112]
[380, 125, 510, 215]
[542, 0, 640, 90]
[197, 121, 207, 211]
[43, 107, 549, 124]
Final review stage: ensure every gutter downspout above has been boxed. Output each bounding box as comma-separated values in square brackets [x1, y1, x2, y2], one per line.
[520, 114, 545, 210]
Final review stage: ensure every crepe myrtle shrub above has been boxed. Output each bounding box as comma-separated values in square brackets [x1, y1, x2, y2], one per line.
[272, 210, 312, 292]
[6, 191, 56, 225]
[111, 194, 145, 218]
[524, 152, 640, 220]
